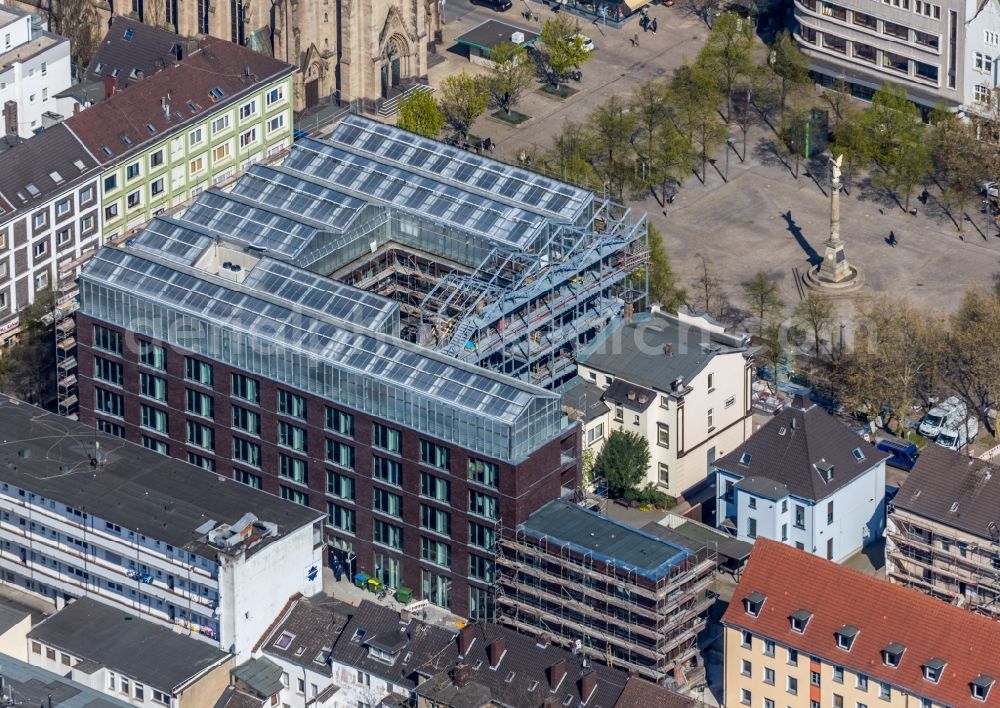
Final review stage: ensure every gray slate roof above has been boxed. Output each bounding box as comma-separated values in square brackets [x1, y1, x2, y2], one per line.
[582, 313, 748, 394]
[86, 17, 183, 86]
[0, 652, 129, 707]
[893, 444, 1000, 539]
[0, 599, 29, 634]
[231, 657, 284, 697]
[714, 403, 889, 502]
[28, 597, 230, 693]
[0, 123, 97, 217]
[520, 500, 690, 580]
[260, 596, 349, 676]
[0, 395, 322, 555]
[559, 376, 610, 423]
[603, 378, 655, 412]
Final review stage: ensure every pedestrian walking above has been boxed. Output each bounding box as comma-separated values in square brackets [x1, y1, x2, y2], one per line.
[651, 17, 657, 31]
[888, 230, 897, 247]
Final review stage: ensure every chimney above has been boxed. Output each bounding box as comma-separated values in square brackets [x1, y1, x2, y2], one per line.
[547, 659, 567, 691]
[103, 74, 117, 99]
[452, 662, 470, 688]
[457, 624, 475, 657]
[487, 637, 505, 668]
[578, 671, 597, 703]
[624, 301, 634, 324]
[3, 101, 16, 136]
[73, 101, 81, 115]
[627, 390, 636, 401]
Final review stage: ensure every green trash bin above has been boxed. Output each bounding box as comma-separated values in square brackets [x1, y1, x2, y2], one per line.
[395, 585, 413, 604]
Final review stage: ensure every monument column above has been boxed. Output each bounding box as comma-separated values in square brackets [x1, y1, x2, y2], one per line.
[818, 154, 851, 283]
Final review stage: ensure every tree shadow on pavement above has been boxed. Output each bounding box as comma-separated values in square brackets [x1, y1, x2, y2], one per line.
[853, 175, 899, 211]
[752, 137, 792, 176]
[782, 210, 822, 267]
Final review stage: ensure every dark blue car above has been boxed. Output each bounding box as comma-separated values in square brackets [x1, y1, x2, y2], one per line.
[876, 439, 919, 471]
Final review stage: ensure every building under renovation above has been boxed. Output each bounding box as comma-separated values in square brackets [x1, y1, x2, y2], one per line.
[887, 445, 1000, 619]
[496, 499, 717, 688]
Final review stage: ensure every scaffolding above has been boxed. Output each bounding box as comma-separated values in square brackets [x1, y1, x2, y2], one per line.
[494, 521, 716, 688]
[886, 510, 1000, 620]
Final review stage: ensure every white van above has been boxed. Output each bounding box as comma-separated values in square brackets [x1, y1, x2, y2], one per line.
[935, 417, 979, 451]
[919, 396, 965, 439]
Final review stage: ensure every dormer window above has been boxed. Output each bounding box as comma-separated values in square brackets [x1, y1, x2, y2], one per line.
[789, 609, 812, 633]
[882, 643, 905, 668]
[743, 591, 766, 617]
[835, 625, 859, 651]
[972, 675, 995, 701]
[739, 452, 752, 466]
[922, 658, 945, 684]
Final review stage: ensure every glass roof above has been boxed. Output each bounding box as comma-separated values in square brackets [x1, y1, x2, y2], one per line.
[241, 258, 398, 334]
[330, 115, 592, 223]
[282, 138, 551, 251]
[130, 217, 215, 265]
[85, 248, 552, 424]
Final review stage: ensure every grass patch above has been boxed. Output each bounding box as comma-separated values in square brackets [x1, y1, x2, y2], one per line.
[540, 84, 578, 99]
[491, 110, 530, 125]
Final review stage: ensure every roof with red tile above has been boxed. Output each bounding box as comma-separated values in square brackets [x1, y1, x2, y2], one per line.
[614, 676, 699, 708]
[65, 36, 294, 165]
[723, 539, 1000, 706]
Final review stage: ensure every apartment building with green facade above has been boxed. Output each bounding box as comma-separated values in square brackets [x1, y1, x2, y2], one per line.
[65, 37, 295, 242]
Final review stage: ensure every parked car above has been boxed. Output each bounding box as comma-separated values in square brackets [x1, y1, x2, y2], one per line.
[935, 416, 979, 451]
[918, 396, 964, 439]
[875, 439, 920, 471]
[981, 180, 998, 198]
[573, 33, 595, 51]
[472, 0, 512, 11]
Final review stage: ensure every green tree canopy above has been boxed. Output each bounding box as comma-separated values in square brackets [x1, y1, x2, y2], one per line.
[438, 72, 488, 139]
[538, 15, 591, 88]
[742, 270, 784, 337]
[647, 224, 687, 312]
[593, 429, 651, 499]
[397, 90, 445, 138]
[765, 30, 810, 129]
[486, 42, 535, 116]
[701, 12, 755, 122]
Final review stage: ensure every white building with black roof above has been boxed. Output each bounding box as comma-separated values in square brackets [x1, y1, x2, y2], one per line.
[712, 397, 890, 563]
[0, 394, 324, 660]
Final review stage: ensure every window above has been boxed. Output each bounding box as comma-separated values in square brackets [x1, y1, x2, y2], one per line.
[327, 471, 355, 500]
[828, 500, 834, 524]
[268, 114, 285, 134]
[328, 504, 356, 533]
[741, 659, 752, 677]
[374, 520, 403, 549]
[469, 554, 495, 582]
[239, 128, 258, 148]
[188, 453, 215, 471]
[374, 488, 403, 518]
[240, 100, 258, 119]
[469, 521, 496, 550]
[586, 423, 604, 444]
[469, 490, 498, 520]
[81, 214, 95, 233]
[658, 463, 670, 486]
[56, 199, 71, 217]
[420, 440, 450, 470]
[421, 505, 451, 536]
[879, 683, 891, 700]
[923, 660, 945, 683]
[747, 517, 757, 538]
[740, 689, 751, 706]
[788, 648, 798, 665]
[189, 156, 205, 175]
[142, 436, 169, 455]
[186, 389, 214, 419]
[468, 458, 498, 487]
[326, 440, 354, 470]
[266, 86, 285, 105]
[373, 456, 401, 486]
[976, 84, 993, 105]
[795, 505, 806, 529]
[104, 175, 118, 192]
[234, 469, 262, 489]
[185, 357, 213, 386]
[279, 421, 307, 452]
[882, 645, 904, 667]
[787, 676, 798, 695]
[707, 408, 714, 430]
[33, 212, 46, 229]
[763, 639, 775, 656]
[189, 127, 204, 146]
[278, 390, 307, 420]
[280, 454, 308, 484]
[614, 405, 623, 422]
[326, 407, 354, 437]
[421, 537, 451, 568]
[657, 422, 670, 448]
[281, 486, 309, 506]
[857, 674, 869, 690]
[97, 420, 124, 437]
[126, 190, 141, 210]
[232, 373, 260, 403]
[212, 114, 231, 134]
[233, 437, 261, 467]
[33, 241, 47, 258]
[95, 388, 124, 417]
[141, 405, 168, 433]
[34, 271, 49, 290]
[139, 341, 166, 370]
[421, 472, 450, 502]
[764, 667, 775, 685]
[94, 357, 123, 386]
[187, 421, 215, 451]
[972, 676, 995, 701]
[372, 423, 401, 453]
[126, 162, 141, 180]
[151, 178, 165, 196]
[741, 630, 752, 648]
[836, 626, 858, 651]
[150, 149, 164, 168]
[748, 496, 757, 510]
[232, 405, 260, 435]
[56, 228, 72, 247]
[152, 689, 170, 705]
[105, 203, 119, 219]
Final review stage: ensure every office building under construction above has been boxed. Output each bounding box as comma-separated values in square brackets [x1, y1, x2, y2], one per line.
[496, 499, 717, 688]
